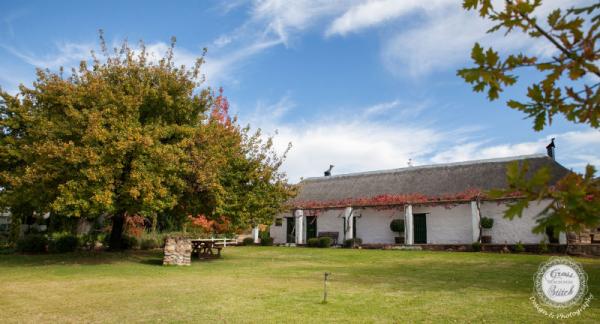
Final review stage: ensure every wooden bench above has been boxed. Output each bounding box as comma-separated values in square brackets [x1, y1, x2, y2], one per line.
[318, 232, 339, 245]
[191, 239, 236, 259]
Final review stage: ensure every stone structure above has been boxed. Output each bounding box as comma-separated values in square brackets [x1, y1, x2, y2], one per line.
[163, 237, 192, 266]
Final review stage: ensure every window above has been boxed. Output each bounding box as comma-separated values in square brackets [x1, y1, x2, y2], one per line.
[275, 218, 283, 226]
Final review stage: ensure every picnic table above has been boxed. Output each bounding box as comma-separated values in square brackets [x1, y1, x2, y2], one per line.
[191, 238, 237, 259]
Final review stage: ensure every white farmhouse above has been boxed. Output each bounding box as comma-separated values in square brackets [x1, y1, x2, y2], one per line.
[270, 154, 570, 246]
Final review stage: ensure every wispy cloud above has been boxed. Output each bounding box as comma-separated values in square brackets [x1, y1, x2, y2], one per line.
[378, 0, 589, 77]
[1, 42, 94, 69]
[242, 94, 600, 182]
[325, 0, 450, 37]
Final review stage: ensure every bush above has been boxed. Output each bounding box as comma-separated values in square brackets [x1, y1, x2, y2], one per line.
[307, 237, 320, 247]
[122, 235, 139, 249]
[16, 234, 48, 253]
[344, 238, 362, 248]
[480, 217, 494, 229]
[260, 237, 274, 246]
[242, 237, 255, 246]
[103, 234, 140, 250]
[318, 237, 332, 248]
[49, 234, 79, 253]
[471, 242, 482, 252]
[514, 241, 525, 253]
[140, 238, 159, 250]
[539, 240, 549, 253]
[389, 219, 405, 233]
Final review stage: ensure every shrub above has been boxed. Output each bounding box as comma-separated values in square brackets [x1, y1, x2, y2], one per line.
[16, 234, 48, 253]
[480, 217, 494, 229]
[471, 242, 482, 252]
[539, 240, 549, 253]
[318, 237, 332, 248]
[344, 238, 362, 248]
[389, 219, 405, 233]
[260, 237, 274, 246]
[104, 234, 140, 250]
[140, 238, 159, 250]
[122, 235, 139, 250]
[259, 230, 270, 241]
[242, 237, 255, 246]
[49, 234, 79, 253]
[307, 238, 320, 247]
[80, 232, 101, 250]
[514, 241, 525, 253]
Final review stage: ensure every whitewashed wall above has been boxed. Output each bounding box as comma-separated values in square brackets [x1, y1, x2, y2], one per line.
[480, 200, 549, 244]
[270, 213, 290, 244]
[354, 208, 402, 244]
[310, 209, 345, 243]
[412, 204, 473, 244]
[270, 199, 550, 245]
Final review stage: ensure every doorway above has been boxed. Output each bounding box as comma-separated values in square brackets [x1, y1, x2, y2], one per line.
[413, 213, 427, 244]
[286, 217, 295, 243]
[306, 216, 317, 240]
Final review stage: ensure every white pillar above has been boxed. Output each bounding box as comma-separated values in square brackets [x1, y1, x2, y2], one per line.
[295, 210, 304, 245]
[559, 232, 567, 245]
[344, 207, 353, 240]
[470, 201, 481, 243]
[405, 204, 413, 245]
[252, 226, 260, 244]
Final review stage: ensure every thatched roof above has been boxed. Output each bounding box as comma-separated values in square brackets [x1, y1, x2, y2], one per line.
[290, 154, 570, 208]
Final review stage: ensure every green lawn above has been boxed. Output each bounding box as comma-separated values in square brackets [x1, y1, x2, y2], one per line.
[1, 247, 599, 323]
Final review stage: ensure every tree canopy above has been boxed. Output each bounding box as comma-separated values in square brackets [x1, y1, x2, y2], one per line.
[0, 35, 295, 249]
[459, 0, 598, 131]
[459, 1, 599, 237]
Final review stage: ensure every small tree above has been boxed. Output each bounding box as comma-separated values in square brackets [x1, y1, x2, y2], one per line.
[390, 219, 405, 244]
[480, 217, 494, 243]
[480, 217, 494, 230]
[459, 1, 600, 236]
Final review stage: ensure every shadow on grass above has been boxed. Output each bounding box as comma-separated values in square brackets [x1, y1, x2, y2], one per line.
[138, 258, 163, 266]
[0, 250, 163, 267]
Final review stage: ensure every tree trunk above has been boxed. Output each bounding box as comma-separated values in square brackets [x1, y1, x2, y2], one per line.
[109, 212, 125, 251]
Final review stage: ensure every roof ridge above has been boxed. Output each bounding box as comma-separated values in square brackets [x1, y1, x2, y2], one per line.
[302, 154, 550, 182]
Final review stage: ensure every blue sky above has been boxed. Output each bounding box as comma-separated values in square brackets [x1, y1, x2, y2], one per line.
[1, 0, 599, 182]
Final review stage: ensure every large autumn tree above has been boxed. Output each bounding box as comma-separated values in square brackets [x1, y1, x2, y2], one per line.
[0, 35, 294, 249]
[459, 1, 599, 236]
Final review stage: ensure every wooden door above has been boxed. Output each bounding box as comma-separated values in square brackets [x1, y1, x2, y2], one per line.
[413, 214, 427, 244]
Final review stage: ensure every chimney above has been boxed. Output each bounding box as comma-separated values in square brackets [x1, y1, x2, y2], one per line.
[324, 164, 334, 177]
[546, 138, 555, 160]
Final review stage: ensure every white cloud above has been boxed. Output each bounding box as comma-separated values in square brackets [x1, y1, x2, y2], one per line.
[250, 0, 351, 46]
[379, 0, 590, 77]
[1, 42, 94, 70]
[271, 118, 445, 182]
[242, 95, 600, 183]
[326, 0, 451, 37]
[430, 129, 600, 171]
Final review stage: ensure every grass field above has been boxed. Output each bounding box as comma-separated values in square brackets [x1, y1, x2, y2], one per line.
[1, 247, 599, 323]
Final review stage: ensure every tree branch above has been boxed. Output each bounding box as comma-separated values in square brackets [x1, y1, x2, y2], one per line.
[507, 0, 600, 78]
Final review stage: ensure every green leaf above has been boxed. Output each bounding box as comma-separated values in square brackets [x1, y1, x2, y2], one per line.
[485, 48, 499, 67]
[471, 43, 485, 65]
[462, 0, 479, 10]
[547, 9, 561, 27]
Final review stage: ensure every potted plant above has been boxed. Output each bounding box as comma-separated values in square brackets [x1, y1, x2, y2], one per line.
[390, 219, 405, 244]
[480, 217, 494, 243]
